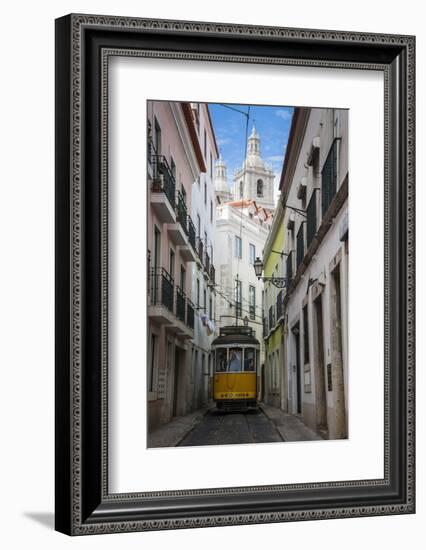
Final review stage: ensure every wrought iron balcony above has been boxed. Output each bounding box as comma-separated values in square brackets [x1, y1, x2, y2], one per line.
[150, 267, 174, 313]
[176, 286, 186, 323]
[150, 155, 176, 209]
[204, 250, 210, 274]
[176, 191, 188, 233]
[187, 217, 196, 251]
[186, 300, 195, 329]
[197, 237, 204, 264]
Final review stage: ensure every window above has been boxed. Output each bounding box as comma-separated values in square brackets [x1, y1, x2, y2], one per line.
[235, 235, 242, 258]
[257, 179, 264, 197]
[249, 285, 256, 320]
[203, 289, 207, 313]
[197, 214, 201, 237]
[210, 152, 213, 178]
[204, 181, 207, 205]
[249, 243, 256, 265]
[196, 279, 200, 308]
[210, 200, 213, 223]
[303, 304, 310, 365]
[321, 139, 338, 217]
[239, 181, 243, 199]
[204, 129, 207, 159]
[181, 184, 187, 205]
[235, 280, 242, 317]
[209, 296, 213, 320]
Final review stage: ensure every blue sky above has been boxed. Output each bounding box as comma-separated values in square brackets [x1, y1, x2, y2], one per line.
[208, 103, 294, 201]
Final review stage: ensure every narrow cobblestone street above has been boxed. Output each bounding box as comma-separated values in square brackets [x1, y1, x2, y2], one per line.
[148, 404, 323, 448]
[179, 408, 283, 446]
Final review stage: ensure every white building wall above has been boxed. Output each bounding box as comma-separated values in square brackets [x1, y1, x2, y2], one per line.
[189, 104, 218, 408]
[215, 204, 270, 366]
[282, 108, 349, 438]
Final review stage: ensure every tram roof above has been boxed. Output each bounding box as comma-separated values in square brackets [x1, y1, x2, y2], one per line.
[212, 325, 260, 346]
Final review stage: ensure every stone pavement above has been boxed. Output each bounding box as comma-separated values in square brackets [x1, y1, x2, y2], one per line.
[260, 404, 324, 442]
[147, 407, 211, 448]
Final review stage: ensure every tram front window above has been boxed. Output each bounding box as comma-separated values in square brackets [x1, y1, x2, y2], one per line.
[228, 348, 242, 372]
[216, 348, 227, 372]
[244, 348, 255, 371]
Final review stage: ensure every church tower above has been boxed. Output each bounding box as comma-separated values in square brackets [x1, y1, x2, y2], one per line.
[232, 125, 275, 211]
[214, 155, 233, 203]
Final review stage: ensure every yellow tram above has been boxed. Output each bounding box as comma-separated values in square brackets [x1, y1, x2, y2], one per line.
[211, 325, 260, 411]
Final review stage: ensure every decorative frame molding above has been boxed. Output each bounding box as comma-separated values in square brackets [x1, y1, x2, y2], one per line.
[55, 14, 415, 535]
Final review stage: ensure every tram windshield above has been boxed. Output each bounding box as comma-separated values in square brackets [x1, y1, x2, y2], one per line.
[215, 347, 257, 372]
[244, 348, 255, 371]
[228, 348, 242, 371]
[216, 348, 227, 372]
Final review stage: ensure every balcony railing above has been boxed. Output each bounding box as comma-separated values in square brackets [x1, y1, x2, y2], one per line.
[276, 290, 283, 321]
[150, 267, 174, 312]
[187, 217, 196, 250]
[150, 155, 176, 209]
[197, 237, 204, 263]
[186, 300, 195, 329]
[176, 191, 188, 232]
[176, 286, 186, 323]
[204, 250, 210, 274]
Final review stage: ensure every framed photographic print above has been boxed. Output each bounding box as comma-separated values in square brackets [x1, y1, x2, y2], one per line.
[55, 14, 415, 535]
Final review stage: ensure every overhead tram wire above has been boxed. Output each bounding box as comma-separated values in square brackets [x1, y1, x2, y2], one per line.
[235, 106, 251, 326]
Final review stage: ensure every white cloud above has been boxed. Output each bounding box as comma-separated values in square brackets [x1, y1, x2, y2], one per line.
[275, 109, 292, 121]
[265, 155, 284, 163]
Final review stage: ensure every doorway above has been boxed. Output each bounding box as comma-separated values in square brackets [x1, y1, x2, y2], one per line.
[172, 346, 183, 417]
[292, 323, 302, 414]
[314, 295, 328, 435]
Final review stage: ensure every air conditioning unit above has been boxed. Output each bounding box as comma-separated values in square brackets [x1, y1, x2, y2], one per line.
[307, 136, 320, 166]
[297, 177, 307, 200]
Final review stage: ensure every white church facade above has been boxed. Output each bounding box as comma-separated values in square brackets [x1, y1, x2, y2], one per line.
[231, 126, 275, 211]
[214, 126, 275, 398]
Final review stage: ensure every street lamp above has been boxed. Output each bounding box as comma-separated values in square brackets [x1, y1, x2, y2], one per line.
[253, 257, 289, 289]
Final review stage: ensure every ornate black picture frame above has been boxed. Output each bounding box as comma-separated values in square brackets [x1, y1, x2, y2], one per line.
[55, 14, 415, 535]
